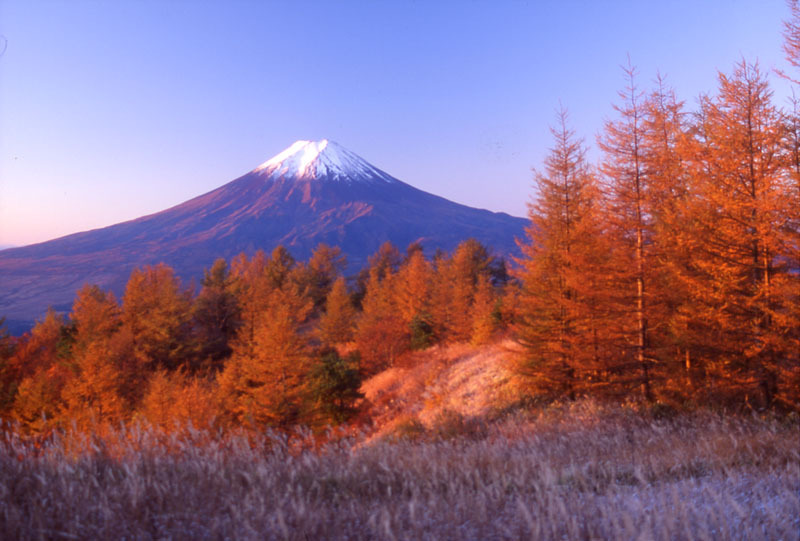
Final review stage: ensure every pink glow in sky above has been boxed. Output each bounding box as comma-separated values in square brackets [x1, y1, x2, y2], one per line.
[0, 0, 793, 247]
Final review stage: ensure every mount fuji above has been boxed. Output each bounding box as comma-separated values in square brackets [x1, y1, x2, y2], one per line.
[0, 140, 527, 332]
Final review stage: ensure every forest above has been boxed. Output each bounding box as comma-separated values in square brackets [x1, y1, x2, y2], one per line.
[0, 52, 799, 435]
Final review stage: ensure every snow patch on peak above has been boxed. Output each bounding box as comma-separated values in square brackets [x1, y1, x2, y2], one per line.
[254, 139, 398, 184]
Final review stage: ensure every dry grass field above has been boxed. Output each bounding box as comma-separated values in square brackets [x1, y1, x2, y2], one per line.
[1, 401, 798, 540]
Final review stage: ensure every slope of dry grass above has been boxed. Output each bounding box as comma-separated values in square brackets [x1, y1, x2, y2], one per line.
[361, 339, 524, 441]
[1, 401, 798, 540]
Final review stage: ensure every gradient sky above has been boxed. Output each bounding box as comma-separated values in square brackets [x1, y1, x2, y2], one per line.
[0, 0, 794, 247]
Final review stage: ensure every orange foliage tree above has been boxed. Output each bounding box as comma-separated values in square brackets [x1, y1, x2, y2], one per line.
[681, 61, 798, 408]
[318, 276, 356, 346]
[61, 284, 127, 426]
[122, 264, 193, 371]
[10, 309, 72, 431]
[516, 109, 609, 399]
[431, 239, 492, 342]
[218, 281, 313, 428]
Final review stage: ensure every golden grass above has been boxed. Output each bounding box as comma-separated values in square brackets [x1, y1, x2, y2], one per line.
[361, 339, 523, 441]
[1, 401, 798, 540]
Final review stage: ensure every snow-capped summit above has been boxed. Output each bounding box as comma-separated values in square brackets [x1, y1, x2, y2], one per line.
[254, 139, 397, 184]
[0, 138, 528, 332]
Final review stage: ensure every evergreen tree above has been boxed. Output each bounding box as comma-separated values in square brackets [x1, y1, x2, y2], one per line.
[308, 348, 363, 425]
[193, 258, 241, 368]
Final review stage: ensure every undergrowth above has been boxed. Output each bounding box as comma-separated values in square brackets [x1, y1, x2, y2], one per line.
[1, 401, 798, 540]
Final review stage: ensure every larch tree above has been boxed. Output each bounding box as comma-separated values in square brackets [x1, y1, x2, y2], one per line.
[516, 108, 607, 399]
[598, 61, 656, 401]
[318, 276, 356, 346]
[219, 281, 313, 428]
[70, 284, 121, 353]
[432, 239, 491, 342]
[10, 309, 72, 431]
[265, 245, 297, 291]
[61, 284, 126, 426]
[62, 339, 126, 426]
[355, 265, 408, 374]
[354, 241, 402, 307]
[303, 243, 347, 309]
[121, 264, 193, 371]
[639, 76, 697, 396]
[229, 250, 272, 351]
[780, 94, 800, 409]
[781, 0, 800, 83]
[686, 61, 797, 408]
[139, 369, 218, 430]
[0, 319, 16, 415]
[395, 249, 435, 349]
[470, 275, 498, 346]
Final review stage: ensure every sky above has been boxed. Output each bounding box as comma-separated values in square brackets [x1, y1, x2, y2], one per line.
[0, 0, 794, 247]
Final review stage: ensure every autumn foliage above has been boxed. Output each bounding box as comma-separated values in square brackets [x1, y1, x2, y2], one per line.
[0, 234, 509, 433]
[517, 60, 799, 411]
[0, 48, 799, 435]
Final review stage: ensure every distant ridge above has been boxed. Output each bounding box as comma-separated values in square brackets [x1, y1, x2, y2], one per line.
[0, 139, 527, 333]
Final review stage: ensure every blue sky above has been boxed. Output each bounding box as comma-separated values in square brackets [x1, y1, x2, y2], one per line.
[0, 0, 793, 247]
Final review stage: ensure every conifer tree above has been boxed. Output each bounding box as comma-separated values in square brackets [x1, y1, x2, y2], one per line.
[395, 249, 435, 348]
[219, 281, 313, 428]
[318, 276, 356, 346]
[779, 96, 800, 409]
[62, 339, 126, 426]
[61, 284, 126, 425]
[121, 264, 193, 371]
[139, 369, 218, 430]
[782, 0, 800, 82]
[265, 245, 297, 290]
[10, 309, 71, 430]
[308, 348, 363, 425]
[354, 241, 402, 306]
[684, 61, 797, 408]
[431, 239, 491, 342]
[230, 250, 272, 349]
[598, 62, 656, 401]
[355, 266, 408, 374]
[71, 284, 121, 354]
[304, 243, 347, 309]
[470, 275, 498, 346]
[639, 77, 697, 397]
[516, 109, 607, 399]
[193, 258, 241, 368]
[0, 318, 16, 414]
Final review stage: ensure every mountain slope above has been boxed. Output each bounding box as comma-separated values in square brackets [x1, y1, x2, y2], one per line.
[0, 140, 527, 332]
